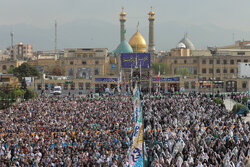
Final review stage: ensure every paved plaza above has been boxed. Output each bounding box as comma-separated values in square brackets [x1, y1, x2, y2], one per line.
[224, 98, 250, 123]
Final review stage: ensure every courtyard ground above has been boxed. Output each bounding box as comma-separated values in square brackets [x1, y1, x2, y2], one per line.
[224, 98, 250, 123]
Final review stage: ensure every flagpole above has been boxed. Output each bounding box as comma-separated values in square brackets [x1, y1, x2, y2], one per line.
[140, 63, 142, 93]
[131, 64, 133, 93]
[119, 69, 122, 93]
[142, 87, 146, 167]
[121, 69, 122, 93]
[149, 64, 151, 95]
[159, 65, 161, 93]
[123, 72, 125, 93]
[118, 69, 120, 92]
[139, 85, 145, 167]
[129, 83, 145, 167]
[142, 100, 145, 167]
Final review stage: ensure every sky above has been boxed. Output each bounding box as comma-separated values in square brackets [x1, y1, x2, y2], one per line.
[1, 0, 250, 51]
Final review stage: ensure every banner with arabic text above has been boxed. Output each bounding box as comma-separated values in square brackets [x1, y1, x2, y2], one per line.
[121, 53, 150, 68]
[129, 89, 144, 167]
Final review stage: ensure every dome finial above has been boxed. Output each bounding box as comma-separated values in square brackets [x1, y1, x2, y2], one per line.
[184, 32, 187, 38]
[179, 33, 195, 50]
[148, 6, 155, 17]
[137, 21, 139, 32]
[120, 7, 126, 18]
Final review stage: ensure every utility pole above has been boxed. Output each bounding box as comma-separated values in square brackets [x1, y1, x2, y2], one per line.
[212, 52, 215, 98]
[55, 20, 57, 55]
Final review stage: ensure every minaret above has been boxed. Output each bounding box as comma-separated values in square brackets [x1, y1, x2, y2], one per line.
[120, 7, 126, 42]
[148, 6, 155, 53]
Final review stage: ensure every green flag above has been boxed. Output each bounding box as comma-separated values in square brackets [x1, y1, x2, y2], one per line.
[122, 29, 126, 35]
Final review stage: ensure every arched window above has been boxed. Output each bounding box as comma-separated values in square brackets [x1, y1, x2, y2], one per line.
[94, 69, 99, 75]
[45, 84, 48, 90]
[242, 82, 247, 88]
[2, 65, 7, 70]
[68, 68, 74, 76]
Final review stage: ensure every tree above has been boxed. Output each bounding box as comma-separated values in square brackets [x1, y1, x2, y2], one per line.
[12, 63, 40, 100]
[12, 63, 40, 81]
[213, 97, 224, 105]
[0, 84, 37, 109]
[7, 66, 15, 74]
[232, 103, 249, 115]
[242, 96, 248, 104]
[151, 63, 171, 75]
[175, 68, 190, 77]
[0, 84, 16, 109]
[14, 89, 26, 97]
[52, 66, 63, 76]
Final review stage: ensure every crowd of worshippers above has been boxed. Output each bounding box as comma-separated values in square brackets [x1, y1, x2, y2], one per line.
[0, 93, 249, 167]
[0, 96, 134, 166]
[230, 93, 250, 105]
[142, 94, 250, 166]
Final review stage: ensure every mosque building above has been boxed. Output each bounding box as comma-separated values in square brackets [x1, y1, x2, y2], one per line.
[1, 7, 249, 93]
[112, 7, 157, 93]
[24, 8, 250, 93]
[114, 7, 150, 54]
[178, 33, 195, 50]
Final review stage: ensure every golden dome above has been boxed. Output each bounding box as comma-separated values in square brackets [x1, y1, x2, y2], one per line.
[129, 31, 147, 52]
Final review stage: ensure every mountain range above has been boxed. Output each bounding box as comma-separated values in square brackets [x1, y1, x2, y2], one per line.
[0, 19, 249, 51]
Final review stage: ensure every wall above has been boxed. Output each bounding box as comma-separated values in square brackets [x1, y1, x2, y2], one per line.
[238, 62, 250, 78]
[0, 60, 23, 74]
